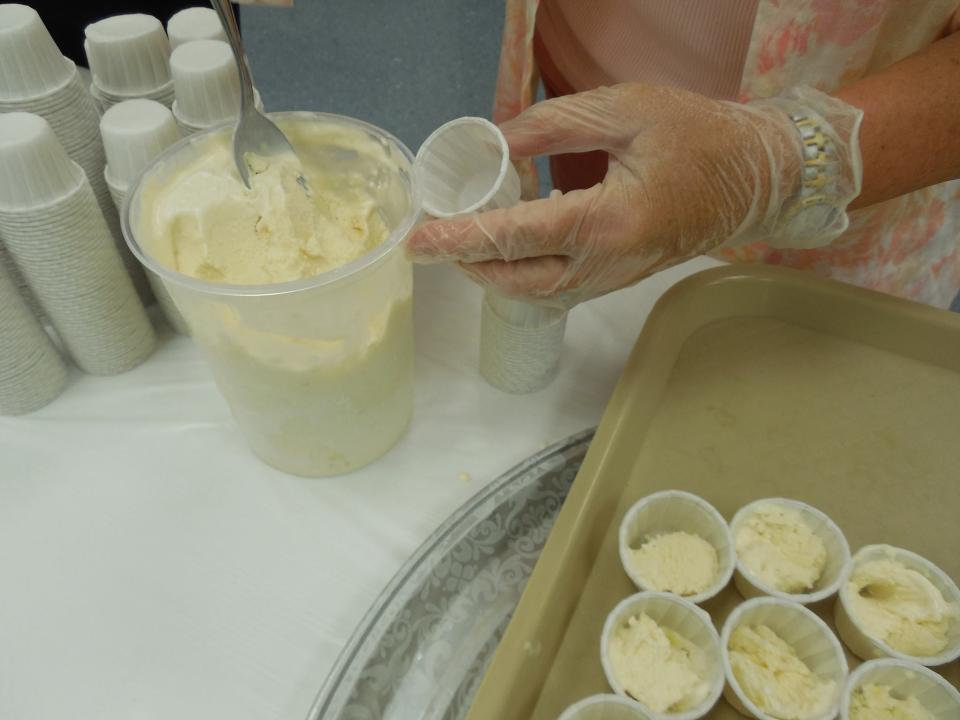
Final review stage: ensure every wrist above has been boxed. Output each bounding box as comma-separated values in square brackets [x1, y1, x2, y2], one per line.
[727, 87, 864, 250]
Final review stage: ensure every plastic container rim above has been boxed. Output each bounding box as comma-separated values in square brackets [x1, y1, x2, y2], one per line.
[120, 110, 420, 298]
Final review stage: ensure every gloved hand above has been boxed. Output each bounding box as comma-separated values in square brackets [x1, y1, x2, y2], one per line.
[406, 83, 862, 307]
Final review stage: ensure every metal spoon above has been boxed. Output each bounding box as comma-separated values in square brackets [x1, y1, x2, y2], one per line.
[210, 0, 308, 191]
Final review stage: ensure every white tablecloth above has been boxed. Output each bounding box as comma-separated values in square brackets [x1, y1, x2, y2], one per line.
[0, 257, 721, 720]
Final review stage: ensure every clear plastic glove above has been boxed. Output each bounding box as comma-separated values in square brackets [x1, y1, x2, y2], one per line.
[406, 83, 862, 307]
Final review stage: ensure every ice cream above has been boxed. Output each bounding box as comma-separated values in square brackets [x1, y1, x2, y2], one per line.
[728, 624, 835, 720]
[846, 557, 957, 657]
[608, 612, 711, 713]
[849, 683, 934, 720]
[131, 116, 416, 476]
[627, 531, 719, 596]
[141, 134, 389, 285]
[735, 503, 827, 593]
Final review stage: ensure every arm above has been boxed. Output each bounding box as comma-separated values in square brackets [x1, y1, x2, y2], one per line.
[407, 18, 960, 306]
[838, 24, 960, 209]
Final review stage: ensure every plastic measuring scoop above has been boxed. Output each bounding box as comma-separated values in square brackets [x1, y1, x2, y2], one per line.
[415, 117, 568, 394]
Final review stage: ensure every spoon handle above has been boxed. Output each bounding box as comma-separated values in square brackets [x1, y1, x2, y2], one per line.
[210, 0, 256, 113]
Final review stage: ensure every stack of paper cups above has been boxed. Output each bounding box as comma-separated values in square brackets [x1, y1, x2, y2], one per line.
[166, 7, 226, 49]
[0, 3, 152, 305]
[170, 39, 263, 134]
[0, 260, 67, 415]
[414, 116, 565, 393]
[0, 236, 42, 318]
[0, 113, 155, 374]
[99, 99, 188, 334]
[84, 14, 175, 111]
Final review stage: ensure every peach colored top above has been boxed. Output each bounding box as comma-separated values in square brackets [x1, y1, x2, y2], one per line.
[494, 0, 960, 309]
[537, 0, 759, 100]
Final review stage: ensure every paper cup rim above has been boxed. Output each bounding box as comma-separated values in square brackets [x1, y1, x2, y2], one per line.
[600, 591, 725, 720]
[414, 116, 512, 218]
[618, 490, 735, 605]
[92, 79, 175, 103]
[840, 658, 960, 719]
[557, 694, 653, 720]
[838, 544, 960, 665]
[721, 597, 848, 720]
[730, 497, 851, 604]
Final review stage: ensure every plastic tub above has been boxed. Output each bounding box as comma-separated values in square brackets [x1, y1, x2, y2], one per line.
[123, 112, 419, 476]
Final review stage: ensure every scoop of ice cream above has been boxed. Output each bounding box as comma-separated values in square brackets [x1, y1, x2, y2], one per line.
[627, 531, 719, 596]
[143, 138, 389, 285]
[846, 558, 957, 657]
[608, 612, 711, 713]
[735, 503, 827, 593]
[849, 683, 934, 720]
[728, 624, 835, 720]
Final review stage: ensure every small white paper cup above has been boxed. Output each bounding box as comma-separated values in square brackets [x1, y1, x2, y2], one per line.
[0, 112, 85, 210]
[600, 592, 724, 720]
[414, 116, 521, 217]
[170, 40, 241, 127]
[840, 658, 960, 719]
[835, 544, 960, 666]
[721, 597, 848, 720]
[84, 14, 172, 97]
[619, 491, 735, 605]
[557, 695, 653, 720]
[166, 7, 225, 49]
[0, 4, 73, 102]
[730, 497, 850, 604]
[100, 99, 180, 187]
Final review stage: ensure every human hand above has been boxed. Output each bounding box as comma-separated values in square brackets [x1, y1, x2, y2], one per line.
[406, 83, 861, 307]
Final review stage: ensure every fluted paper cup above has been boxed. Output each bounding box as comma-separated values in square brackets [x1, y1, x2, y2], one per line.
[730, 498, 850, 604]
[84, 14, 172, 97]
[0, 112, 85, 210]
[0, 3, 72, 102]
[170, 40, 245, 127]
[721, 597, 847, 720]
[166, 7, 226, 48]
[619, 490, 735, 605]
[414, 116, 521, 217]
[100, 99, 180, 187]
[601, 592, 724, 719]
[835, 544, 960, 666]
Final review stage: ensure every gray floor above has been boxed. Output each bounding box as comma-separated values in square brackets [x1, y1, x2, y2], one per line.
[242, 1, 506, 154]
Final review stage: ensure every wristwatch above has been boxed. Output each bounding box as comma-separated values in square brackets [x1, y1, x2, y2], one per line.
[785, 111, 846, 235]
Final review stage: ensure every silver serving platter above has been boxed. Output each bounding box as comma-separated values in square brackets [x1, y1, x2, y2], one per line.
[308, 429, 594, 720]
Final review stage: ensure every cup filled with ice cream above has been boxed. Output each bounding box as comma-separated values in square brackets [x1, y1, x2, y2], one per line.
[123, 112, 419, 476]
[730, 497, 850, 605]
[835, 544, 960, 666]
[721, 596, 848, 720]
[600, 591, 725, 718]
